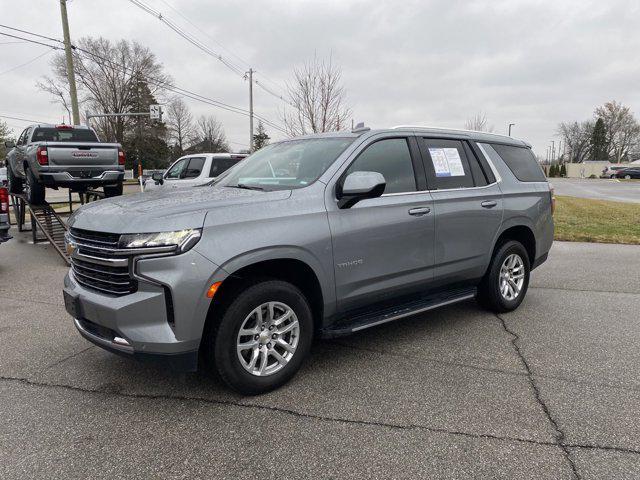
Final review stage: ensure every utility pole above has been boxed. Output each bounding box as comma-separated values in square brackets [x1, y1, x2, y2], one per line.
[508, 123, 515, 136]
[248, 68, 254, 152]
[59, 0, 80, 125]
[551, 140, 555, 162]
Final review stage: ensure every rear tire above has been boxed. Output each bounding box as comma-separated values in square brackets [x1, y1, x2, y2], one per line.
[104, 183, 123, 197]
[7, 164, 23, 194]
[476, 240, 530, 313]
[25, 169, 45, 204]
[624, 175, 632, 180]
[206, 280, 313, 395]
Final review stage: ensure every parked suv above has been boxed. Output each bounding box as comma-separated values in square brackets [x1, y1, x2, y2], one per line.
[5, 124, 125, 204]
[144, 153, 248, 191]
[63, 126, 554, 394]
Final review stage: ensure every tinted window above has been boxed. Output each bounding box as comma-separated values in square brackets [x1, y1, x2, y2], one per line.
[184, 157, 205, 178]
[422, 139, 474, 189]
[165, 158, 189, 179]
[345, 138, 416, 194]
[210, 157, 241, 177]
[486, 143, 546, 182]
[31, 127, 98, 143]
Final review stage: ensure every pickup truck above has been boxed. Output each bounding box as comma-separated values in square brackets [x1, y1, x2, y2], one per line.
[144, 153, 247, 191]
[5, 124, 125, 204]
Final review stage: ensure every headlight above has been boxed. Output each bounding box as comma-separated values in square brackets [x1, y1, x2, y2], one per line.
[119, 229, 201, 253]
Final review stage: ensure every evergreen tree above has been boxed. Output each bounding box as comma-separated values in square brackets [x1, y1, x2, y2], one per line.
[560, 163, 567, 177]
[252, 121, 270, 151]
[590, 117, 608, 160]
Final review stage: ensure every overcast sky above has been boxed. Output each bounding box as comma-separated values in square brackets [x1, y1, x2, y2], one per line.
[1, 0, 639, 156]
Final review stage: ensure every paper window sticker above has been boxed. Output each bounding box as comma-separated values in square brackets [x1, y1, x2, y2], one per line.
[443, 148, 465, 176]
[429, 148, 451, 177]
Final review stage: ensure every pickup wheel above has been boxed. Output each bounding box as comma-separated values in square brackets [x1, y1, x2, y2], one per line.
[208, 280, 313, 395]
[7, 164, 23, 194]
[25, 169, 45, 204]
[477, 240, 530, 313]
[104, 183, 123, 197]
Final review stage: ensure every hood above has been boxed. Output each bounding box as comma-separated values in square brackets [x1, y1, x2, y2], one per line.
[68, 185, 292, 234]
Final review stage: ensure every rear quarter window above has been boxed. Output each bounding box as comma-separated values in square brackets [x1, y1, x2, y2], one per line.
[482, 143, 546, 182]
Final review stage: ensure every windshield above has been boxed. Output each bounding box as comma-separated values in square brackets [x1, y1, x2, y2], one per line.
[32, 127, 98, 143]
[222, 137, 355, 190]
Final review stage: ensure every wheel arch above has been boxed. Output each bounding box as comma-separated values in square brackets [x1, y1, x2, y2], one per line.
[201, 249, 332, 351]
[491, 223, 536, 267]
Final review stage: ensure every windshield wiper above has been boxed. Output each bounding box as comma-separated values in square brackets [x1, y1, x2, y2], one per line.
[228, 183, 266, 191]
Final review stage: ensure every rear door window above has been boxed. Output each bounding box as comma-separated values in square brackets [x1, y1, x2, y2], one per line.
[421, 139, 475, 189]
[209, 157, 240, 177]
[483, 143, 546, 182]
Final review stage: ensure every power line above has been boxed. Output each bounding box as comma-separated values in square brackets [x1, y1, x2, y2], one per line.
[126, 1, 292, 108]
[0, 31, 61, 50]
[0, 49, 52, 75]
[156, 0, 251, 71]
[128, 0, 245, 77]
[0, 113, 51, 123]
[0, 25, 288, 135]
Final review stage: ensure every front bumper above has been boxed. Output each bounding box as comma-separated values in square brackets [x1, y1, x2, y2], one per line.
[63, 248, 226, 371]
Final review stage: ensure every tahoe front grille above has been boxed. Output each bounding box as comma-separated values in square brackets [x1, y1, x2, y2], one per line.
[69, 228, 137, 296]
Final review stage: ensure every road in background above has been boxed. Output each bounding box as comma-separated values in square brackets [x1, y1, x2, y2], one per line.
[1, 235, 639, 479]
[552, 178, 640, 203]
[44, 183, 142, 203]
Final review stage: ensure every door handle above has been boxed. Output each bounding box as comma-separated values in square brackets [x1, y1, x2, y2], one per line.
[408, 207, 431, 216]
[481, 200, 497, 208]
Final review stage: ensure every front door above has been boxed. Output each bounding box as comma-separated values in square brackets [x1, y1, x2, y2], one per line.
[327, 136, 435, 313]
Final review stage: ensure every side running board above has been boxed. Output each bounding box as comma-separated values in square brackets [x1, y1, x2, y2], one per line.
[321, 288, 477, 338]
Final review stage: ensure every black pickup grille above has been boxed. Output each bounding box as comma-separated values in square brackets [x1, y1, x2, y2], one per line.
[69, 228, 137, 296]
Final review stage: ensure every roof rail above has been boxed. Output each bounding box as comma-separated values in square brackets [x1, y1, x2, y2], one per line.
[391, 125, 516, 141]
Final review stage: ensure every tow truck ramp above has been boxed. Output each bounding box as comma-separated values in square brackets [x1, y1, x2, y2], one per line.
[9, 190, 105, 265]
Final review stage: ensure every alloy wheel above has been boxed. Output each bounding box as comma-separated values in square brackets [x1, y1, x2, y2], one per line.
[499, 254, 525, 301]
[236, 301, 300, 377]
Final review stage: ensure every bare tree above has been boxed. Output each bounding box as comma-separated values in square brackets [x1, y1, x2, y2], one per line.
[192, 115, 229, 153]
[557, 120, 593, 163]
[282, 55, 351, 136]
[166, 97, 195, 154]
[464, 112, 494, 132]
[38, 37, 171, 142]
[594, 101, 640, 162]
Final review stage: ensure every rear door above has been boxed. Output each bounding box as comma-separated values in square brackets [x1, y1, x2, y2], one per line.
[327, 135, 436, 312]
[418, 137, 503, 285]
[209, 156, 242, 179]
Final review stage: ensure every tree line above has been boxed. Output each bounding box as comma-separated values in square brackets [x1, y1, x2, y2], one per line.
[557, 101, 640, 163]
[37, 37, 269, 169]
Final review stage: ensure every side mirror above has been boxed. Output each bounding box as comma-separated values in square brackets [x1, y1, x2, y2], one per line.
[338, 171, 386, 209]
[4, 140, 15, 149]
[151, 172, 164, 185]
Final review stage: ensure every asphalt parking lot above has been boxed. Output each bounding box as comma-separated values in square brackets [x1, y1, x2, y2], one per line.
[552, 177, 640, 203]
[1, 234, 639, 479]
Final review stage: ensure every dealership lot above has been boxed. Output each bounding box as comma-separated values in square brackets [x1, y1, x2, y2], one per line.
[1, 235, 639, 479]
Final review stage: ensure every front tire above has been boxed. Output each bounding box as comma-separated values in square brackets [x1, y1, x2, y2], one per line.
[477, 240, 530, 313]
[25, 169, 45, 204]
[7, 164, 23, 194]
[208, 280, 313, 395]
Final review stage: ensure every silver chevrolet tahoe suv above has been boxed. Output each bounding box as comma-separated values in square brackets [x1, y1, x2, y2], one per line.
[63, 126, 554, 394]
[5, 124, 125, 204]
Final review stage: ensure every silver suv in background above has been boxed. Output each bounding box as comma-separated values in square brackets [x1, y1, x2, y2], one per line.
[145, 153, 247, 191]
[5, 124, 125, 204]
[63, 126, 554, 394]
